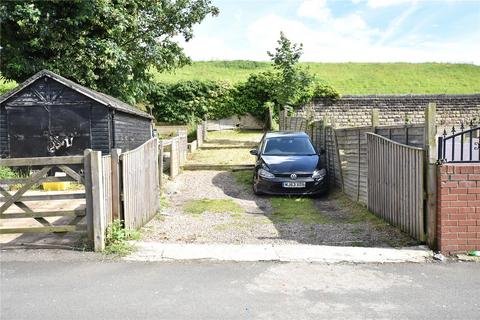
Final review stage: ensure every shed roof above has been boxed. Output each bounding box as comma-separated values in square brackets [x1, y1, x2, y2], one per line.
[0, 70, 154, 119]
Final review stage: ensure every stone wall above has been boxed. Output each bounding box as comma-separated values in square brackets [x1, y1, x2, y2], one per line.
[296, 94, 480, 129]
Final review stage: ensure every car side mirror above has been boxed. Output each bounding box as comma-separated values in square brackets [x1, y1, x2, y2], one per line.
[319, 149, 326, 155]
[250, 149, 258, 155]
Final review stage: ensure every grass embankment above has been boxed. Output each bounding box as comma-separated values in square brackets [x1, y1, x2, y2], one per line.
[153, 61, 480, 94]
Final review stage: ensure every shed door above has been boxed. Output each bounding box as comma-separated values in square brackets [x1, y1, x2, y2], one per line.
[7, 106, 49, 157]
[49, 105, 91, 156]
[7, 105, 92, 157]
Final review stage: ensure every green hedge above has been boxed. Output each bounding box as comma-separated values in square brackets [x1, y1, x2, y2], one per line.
[148, 71, 339, 124]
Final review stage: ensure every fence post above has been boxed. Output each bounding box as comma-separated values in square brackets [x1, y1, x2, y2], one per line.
[111, 148, 122, 221]
[158, 140, 164, 190]
[203, 118, 208, 141]
[170, 138, 179, 178]
[371, 109, 379, 130]
[425, 102, 437, 248]
[197, 123, 203, 147]
[89, 150, 105, 251]
[267, 104, 273, 130]
[83, 149, 94, 248]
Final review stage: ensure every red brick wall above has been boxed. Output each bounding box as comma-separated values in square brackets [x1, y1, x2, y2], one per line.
[437, 164, 480, 254]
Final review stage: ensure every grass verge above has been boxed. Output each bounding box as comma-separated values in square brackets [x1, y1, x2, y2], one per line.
[184, 199, 244, 215]
[104, 220, 140, 256]
[270, 197, 332, 224]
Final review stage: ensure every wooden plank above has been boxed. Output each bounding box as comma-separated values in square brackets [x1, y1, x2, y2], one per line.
[0, 176, 75, 185]
[0, 156, 84, 167]
[0, 166, 52, 213]
[0, 192, 85, 202]
[111, 148, 122, 221]
[84, 149, 94, 246]
[57, 165, 84, 184]
[0, 186, 52, 226]
[90, 150, 105, 252]
[0, 210, 85, 219]
[0, 225, 86, 234]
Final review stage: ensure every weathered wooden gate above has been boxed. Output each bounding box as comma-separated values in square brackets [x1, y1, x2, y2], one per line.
[367, 133, 425, 241]
[120, 138, 160, 229]
[0, 156, 88, 234]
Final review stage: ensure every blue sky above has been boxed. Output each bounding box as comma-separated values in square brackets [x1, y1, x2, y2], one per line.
[180, 0, 480, 64]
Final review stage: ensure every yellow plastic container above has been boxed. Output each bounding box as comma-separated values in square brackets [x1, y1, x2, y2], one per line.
[42, 182, 70, 191]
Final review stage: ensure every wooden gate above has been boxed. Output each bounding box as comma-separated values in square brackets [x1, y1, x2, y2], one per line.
[367, 133, 425, 241]
[121, 138, 160, 229]
[0, 156, 88, 234]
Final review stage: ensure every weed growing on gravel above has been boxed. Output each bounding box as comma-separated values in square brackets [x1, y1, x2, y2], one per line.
[330, 192, 385, 226]
[232, 170, 252, 190]
[184, 199, 244, 215]
[160, 194, 169, 209]
[270, 197, 332, 224]
[331, 191, 419, 247]
[104, 220, 140, 256]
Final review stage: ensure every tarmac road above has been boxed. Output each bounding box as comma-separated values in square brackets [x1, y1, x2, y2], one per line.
[1, 252, 479, 320]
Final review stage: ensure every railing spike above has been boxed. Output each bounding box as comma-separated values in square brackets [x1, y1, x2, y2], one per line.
[451, 126, 456, 134]
[443, 129, 447, 137]
[460, 122, 464, 131]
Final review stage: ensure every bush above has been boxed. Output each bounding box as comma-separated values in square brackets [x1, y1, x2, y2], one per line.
[104, 220, 140, 256]
[148, 80, 236, 124]
[0, 167, 18, 180]
[147, 72, 339, 125]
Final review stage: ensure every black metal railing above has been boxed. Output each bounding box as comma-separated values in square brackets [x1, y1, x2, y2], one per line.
[438, 121, 480, 163]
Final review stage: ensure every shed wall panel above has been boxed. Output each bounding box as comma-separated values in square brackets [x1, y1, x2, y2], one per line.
[0, 106, 8, 157]
[113, 113, 152, 151]
[90, 104, 111, 154]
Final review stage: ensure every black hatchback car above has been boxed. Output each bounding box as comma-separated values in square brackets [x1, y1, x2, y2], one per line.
[250, 131, 328, 196]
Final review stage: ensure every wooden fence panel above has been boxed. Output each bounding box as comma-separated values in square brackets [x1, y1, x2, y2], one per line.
[335, 126, 373, 204]
[121, 138, 160, 230]
[367, 133, 425, 241]
[375, 124, 425, 148]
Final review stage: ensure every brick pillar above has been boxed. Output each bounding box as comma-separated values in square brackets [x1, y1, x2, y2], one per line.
[437, 164, 480, 254]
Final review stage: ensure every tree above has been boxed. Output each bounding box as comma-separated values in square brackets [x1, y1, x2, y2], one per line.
[0, 0, 218, 104]
[266, 32, 338, 109]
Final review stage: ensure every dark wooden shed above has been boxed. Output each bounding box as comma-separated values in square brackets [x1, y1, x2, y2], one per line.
[0, 70, 154, 158]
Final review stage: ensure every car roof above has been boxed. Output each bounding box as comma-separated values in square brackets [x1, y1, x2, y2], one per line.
[264, 131, 309, 139]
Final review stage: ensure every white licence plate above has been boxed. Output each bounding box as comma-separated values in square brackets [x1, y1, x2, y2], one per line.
[282, 181, 306, 188]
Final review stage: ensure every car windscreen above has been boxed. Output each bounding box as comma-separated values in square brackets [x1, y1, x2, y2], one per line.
[263, 137, 316, 155]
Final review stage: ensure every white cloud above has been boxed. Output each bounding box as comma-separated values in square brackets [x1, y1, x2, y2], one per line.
[377, 2, 418, 44]
[367, 0, 416, 8]
[297, 0, 331, 21]
[180, 36, 244, 60]
[243, 12, 479, 64]
[181, 0, 480, 64]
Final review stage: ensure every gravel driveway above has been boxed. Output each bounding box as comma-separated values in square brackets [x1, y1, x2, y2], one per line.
[141, 170, 416, 247]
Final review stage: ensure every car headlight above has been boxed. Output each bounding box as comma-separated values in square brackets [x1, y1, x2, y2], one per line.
[312, 168, 327, 179]
[258, 168, 275, 179]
